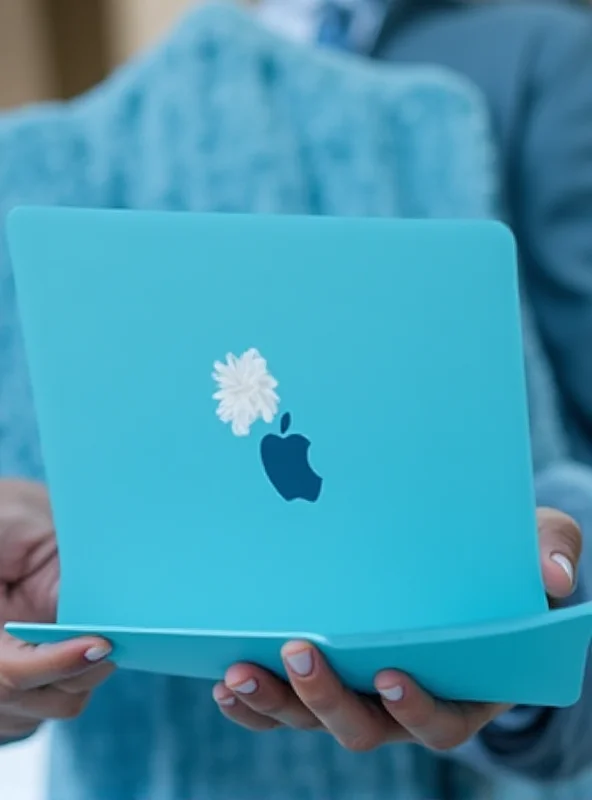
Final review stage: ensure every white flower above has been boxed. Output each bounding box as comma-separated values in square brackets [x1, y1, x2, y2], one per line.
[212, 348, 280, 436]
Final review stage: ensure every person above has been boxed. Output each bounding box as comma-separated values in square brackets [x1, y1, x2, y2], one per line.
[230, 0, 592, 793]
[259, 0, 592, 467]
[0, 3, 591, 800]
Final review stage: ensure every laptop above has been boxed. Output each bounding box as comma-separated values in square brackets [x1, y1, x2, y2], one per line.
[7, 207, 592, 705]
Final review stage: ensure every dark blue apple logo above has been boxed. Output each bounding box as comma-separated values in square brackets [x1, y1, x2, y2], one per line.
[260, 412, 323, 502]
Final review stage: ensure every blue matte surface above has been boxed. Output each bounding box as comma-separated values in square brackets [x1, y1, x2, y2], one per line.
[8, 605, 592, 706]
[7, 207, 592, 704]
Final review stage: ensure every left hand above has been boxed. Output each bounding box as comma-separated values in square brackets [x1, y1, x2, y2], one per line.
[213, 508, 581, 752]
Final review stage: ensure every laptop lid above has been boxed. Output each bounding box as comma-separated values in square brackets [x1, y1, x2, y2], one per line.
[7, 208, 544, 638]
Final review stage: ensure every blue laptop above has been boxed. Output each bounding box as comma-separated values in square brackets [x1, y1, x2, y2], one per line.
[6, 207, 592, 706]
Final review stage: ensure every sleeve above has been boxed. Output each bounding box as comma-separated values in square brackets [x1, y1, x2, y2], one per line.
[450, 7, 592, 781]
[514, 10, 592, 453]
[0, 103, 93, 480]
[454, 461, 592, 781]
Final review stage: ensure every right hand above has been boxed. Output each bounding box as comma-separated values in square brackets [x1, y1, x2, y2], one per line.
[0, 479, 113, 741]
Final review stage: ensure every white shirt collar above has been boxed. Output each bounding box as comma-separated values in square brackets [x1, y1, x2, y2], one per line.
[255, 0, 387, 51]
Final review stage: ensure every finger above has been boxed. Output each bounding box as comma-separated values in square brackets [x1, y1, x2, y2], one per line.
[212, 683, 280, 731]
[282, 642, 402, 751]
[0, 716, 40, 739]
[375, 670, 506, 751]
[0, 633, 112, 691]
[224, 663, 321, 730]
[55, 661, 116, 694]
[5, 686, 92, 721]
[538, 507, 581, 600]
[16, 556, 60, 623]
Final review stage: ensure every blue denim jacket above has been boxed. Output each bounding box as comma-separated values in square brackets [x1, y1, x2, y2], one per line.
[1, 5, 592, 799]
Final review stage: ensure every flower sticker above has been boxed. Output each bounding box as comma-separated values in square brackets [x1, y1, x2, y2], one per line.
[213, 348, 280, 437]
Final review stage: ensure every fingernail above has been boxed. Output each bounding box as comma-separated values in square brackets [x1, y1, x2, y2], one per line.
[84, 645, 112, 663]
[378, 685, 404, 702]
[232, 678, 258, 695]
[551, 553, 574, 586]
[285, 648, 313, 677]
[213, 686, 237, 707]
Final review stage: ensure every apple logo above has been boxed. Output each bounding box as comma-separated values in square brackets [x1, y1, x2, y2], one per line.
[260, 412, 323, 502]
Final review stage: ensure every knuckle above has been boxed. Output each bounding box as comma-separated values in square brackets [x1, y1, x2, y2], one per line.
[556, 521, 581, 557]
[0, 718, 39, 739]
[540, 509, 582, 559]
[303, 686, 344, 715]
[429, 733, 465, 752]
[428, 724, 470, 752]
[400, 706, 432, 730]
[297, 718, 323, 732]
[253, 696, 286, 717]
[339, 732, 382, 753]
[562, 522, 582, 561]
[0, 686, 20, 707]
[55, 694, 89, 720]
[305, 694, 338, 715]
[0, 668, 23, 697]
[0, 681, 17, 704]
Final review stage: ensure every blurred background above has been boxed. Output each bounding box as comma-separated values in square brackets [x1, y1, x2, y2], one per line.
[1, 0, 590, 111]
[0, 0, 198, 110]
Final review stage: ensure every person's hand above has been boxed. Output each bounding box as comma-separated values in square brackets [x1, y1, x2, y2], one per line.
[214, 508, 581, 752]
[0, 479, 113, 740]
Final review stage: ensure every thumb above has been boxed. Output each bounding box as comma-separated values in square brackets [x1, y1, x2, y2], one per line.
[538, 507, 582, 601]
[0, 632, 112, 690]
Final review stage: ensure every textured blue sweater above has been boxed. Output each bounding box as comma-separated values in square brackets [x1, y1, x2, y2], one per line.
[1, 4, 592, 799]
